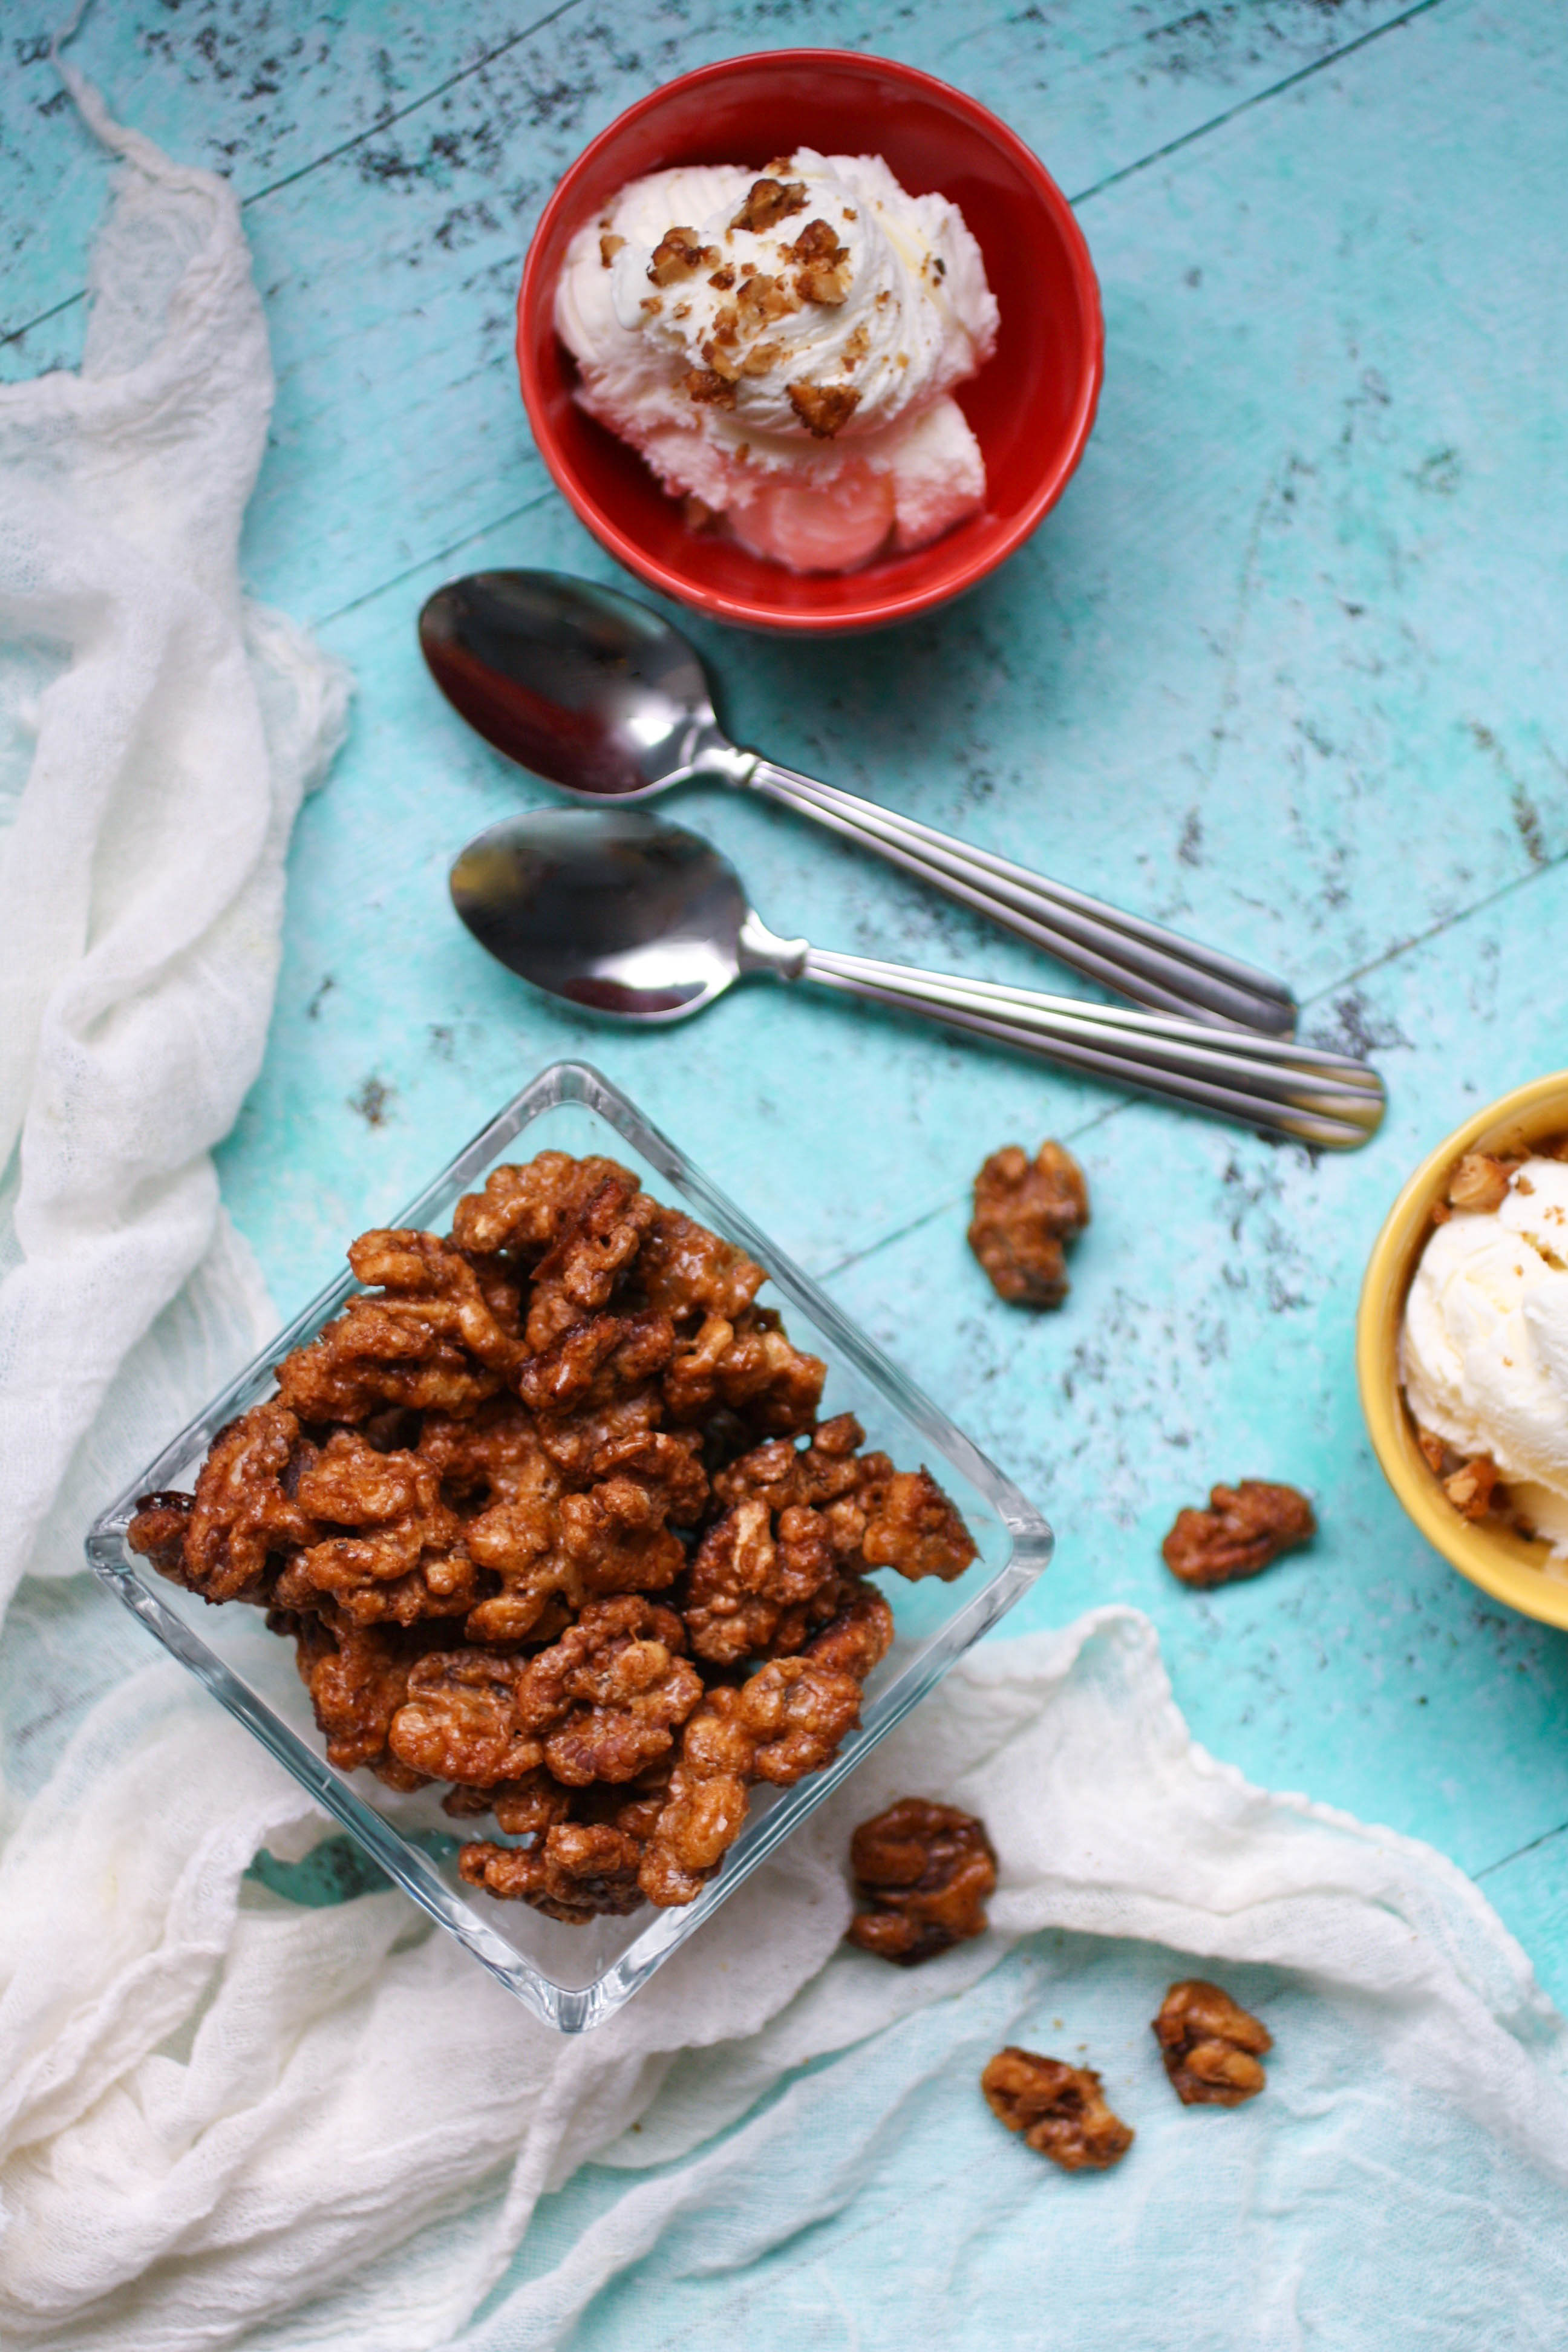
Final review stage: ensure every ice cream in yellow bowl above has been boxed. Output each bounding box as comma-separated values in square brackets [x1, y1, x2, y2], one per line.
[1357, 1071, 1568, 1628]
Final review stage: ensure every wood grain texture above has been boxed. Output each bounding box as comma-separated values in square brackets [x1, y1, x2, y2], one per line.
[8, 0, 1568, 2028]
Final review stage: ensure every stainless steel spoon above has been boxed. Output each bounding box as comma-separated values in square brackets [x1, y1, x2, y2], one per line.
[421, 569, 1298, 1038]
[449, 809, 1383, 1149]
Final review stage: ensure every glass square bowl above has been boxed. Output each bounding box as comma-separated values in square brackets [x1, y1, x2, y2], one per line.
[86, 1063, 1053, 2032]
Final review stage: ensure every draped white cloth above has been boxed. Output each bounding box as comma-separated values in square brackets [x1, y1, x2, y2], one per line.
[0, 67, 349, 1619]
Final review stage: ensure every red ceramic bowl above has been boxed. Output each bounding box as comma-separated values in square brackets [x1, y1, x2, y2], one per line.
[517, 51, 1103, 634]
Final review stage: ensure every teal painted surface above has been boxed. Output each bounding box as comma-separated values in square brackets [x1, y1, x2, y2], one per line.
[7, 0, 1568, 2278]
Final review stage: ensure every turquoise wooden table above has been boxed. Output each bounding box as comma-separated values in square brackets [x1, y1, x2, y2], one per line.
[5, 0, 1567, 2307]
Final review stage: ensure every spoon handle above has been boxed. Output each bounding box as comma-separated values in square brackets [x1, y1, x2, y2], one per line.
[742, 757, 1297, 1037]
[791, 944, 1382, 1149]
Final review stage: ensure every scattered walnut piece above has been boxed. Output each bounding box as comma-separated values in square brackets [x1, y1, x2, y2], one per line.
[1446, 1152, 1513, 1215]
[1161, 1480, 1316, 1590]
[730, 176, 808, 232]
[599, 232, 624, 267]
[1443, 1452, 1499, 1521]
[981, 2049, 1134, 2172]
[786, 380, 860, 439]
[968, 1142, 1089, 1308]
[1154, 1979, 1272, 2106]
[846, 1798, 996, 1965]
[647, 226, 719, 286]
[685, 366, 737, 409]
[787, 217, 852, 304]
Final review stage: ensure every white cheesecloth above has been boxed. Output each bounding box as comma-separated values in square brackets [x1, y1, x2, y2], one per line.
[2, 67, 1568, 2352]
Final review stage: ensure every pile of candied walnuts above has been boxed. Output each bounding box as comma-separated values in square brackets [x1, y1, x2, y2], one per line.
[128, 1152, 977, 1924]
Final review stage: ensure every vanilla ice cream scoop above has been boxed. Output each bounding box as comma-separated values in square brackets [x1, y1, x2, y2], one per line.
[554, 150, 999, 572]
[1400, 1155, 1568, 1553]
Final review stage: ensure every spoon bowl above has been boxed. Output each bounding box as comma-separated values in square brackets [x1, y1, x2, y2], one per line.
[451, 806, 747, 1019]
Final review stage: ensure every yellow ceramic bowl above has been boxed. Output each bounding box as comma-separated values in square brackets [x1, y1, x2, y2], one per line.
[1357, 1070, 1568, 1628]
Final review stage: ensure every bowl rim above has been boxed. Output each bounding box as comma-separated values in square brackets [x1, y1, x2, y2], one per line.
[515, 47, 1104, 635]
[1355, 1068, 1568, 1629]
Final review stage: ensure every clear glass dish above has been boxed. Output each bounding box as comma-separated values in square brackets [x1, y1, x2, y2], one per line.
[86, 1063, 1053, 2031]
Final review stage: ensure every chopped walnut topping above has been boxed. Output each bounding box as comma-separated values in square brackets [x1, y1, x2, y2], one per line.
[685, 367, 737, 408]
[730, 177, 808, 232]
[846, 1798, 996, 1965]
[787, 381, 860, 439]
[647, 226, 719, 286]
[599, 232, 624, 267]
[707, 264, 736, 290]
[841, 322, 871, 370]
[1154, 1980, 1272, 2106]
[787, 217, 852, 304]
[1162, 1480, 1316, 1589]
[1446, 1152, 1514, 1215]
[969, 1142, 1089, 1307]
[1443, 1452, 1500, 1520]
[981, 2050, 1134, 2171]
[736, 272, 800, 328]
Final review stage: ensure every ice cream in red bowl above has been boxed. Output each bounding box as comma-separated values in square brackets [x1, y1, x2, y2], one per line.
[517, 51, 1102, 635]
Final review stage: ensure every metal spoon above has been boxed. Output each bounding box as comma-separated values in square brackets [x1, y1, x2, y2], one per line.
[449, 809, 1383, 1149]
[420, 569, 1298, 1037]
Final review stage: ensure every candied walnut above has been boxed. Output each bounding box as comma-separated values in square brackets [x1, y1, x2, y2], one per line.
[730, 176, 808, 232]
[534, 1391, 662, 1483]
[452, 1154, 638, 1260]
[639, 1656, 862, 1905]
[1445, 1152, 1513, 1215]
[861, 1468, 976, 1584]
[131, 1401, 316, 1604]
[511, 1595, 701, 1785]
[347, 1230, 521, 1370]
[968, 1142, 1090, 1308]
[647, 225, 719, 286]
[546, 1477, 686, 1610]
[981, 2050, 1134, 2172]
[1162, 1480, 1316, 1590]
[787, 381, 860, 439]
[1153, 1980, 1272, 2106]
[663, 1307, 825, 1433]
[460, 1822, 646, 1922]
[788, 217, 851, 304]
[523, 1174, 657, 1351]
[685, 367, 737, 409]
[126, 1491, 193, 1580]
[518, 1308, 674, 1418]
[278, 1429, 471, 1625]
[273, 1606, 437, 1788]
[683, 1494, 845, 1665]
[636, 1206, 766, 1325]
[846, 1798, 996, 1965]
[441, 1771, 574, 1834]
[589, 1423, 708, 1524]
[806, 1578, 895, 1682]
[276, 1297, 502, 1423]
[388, 1647, 543, 1786]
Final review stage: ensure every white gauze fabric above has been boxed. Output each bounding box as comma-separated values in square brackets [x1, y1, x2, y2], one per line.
[0, 71, 350, 1615]
[2, 1606, 1567, 2351]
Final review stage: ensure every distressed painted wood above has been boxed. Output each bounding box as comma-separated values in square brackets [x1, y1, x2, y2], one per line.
[6, 0, 1568, 2083]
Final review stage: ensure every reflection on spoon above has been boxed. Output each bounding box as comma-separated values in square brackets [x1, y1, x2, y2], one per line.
[450, 809, 1384, 1150]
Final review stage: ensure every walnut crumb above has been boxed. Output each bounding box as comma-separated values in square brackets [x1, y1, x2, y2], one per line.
[787, 381, 860, 439]
[708, 265, 736, 290]
[647, 226, 719, 287]
[1446, 1152, 1514, 1215]
[730, 177, 808, 233]
[599, 232, 625, 268]
[684, 367, 737, 409]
